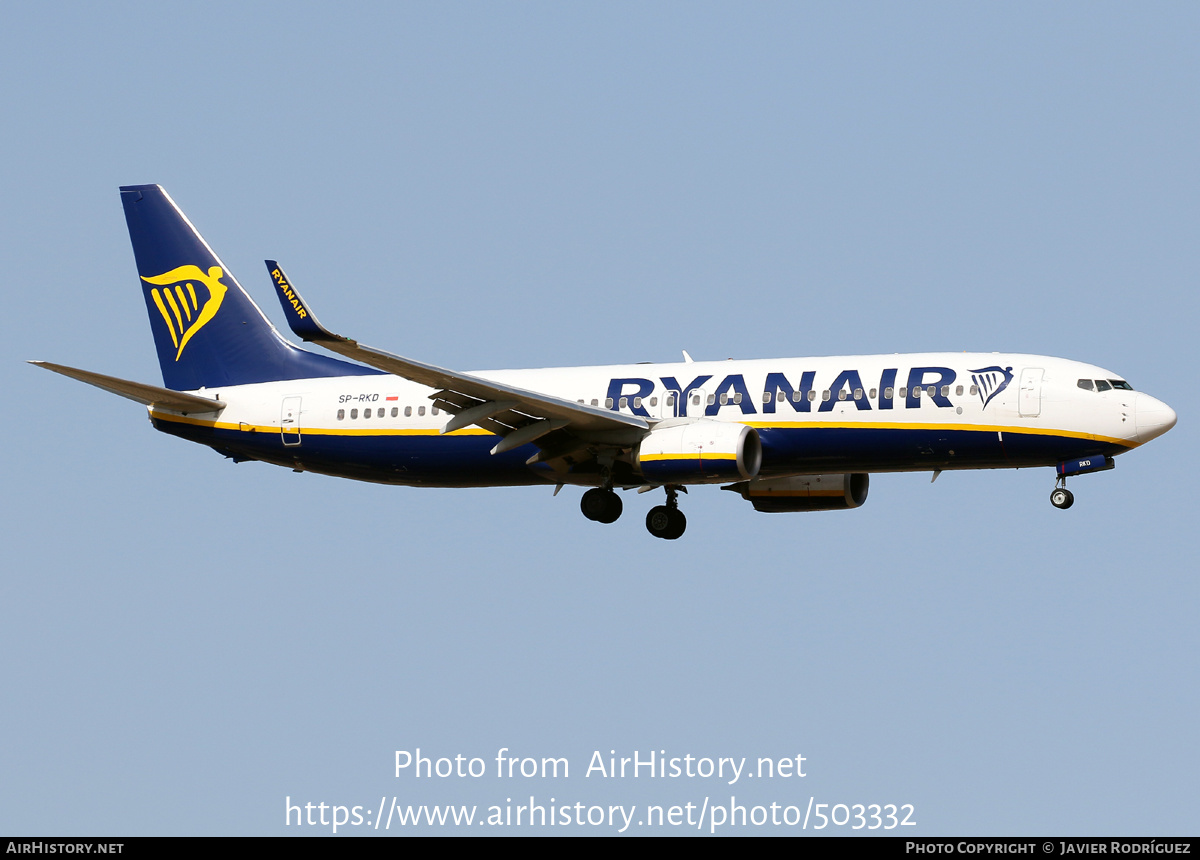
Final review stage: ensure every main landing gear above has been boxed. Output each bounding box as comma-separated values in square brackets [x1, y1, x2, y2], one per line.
[645, 486, 687, 541]
[579, 484, 688, 539]
[580, 487, 623, 523]
[1050, 478, 1075, 510]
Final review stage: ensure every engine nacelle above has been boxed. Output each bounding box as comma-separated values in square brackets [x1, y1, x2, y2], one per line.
[635, 420, 762, 484]
[724, 473, 869, 512]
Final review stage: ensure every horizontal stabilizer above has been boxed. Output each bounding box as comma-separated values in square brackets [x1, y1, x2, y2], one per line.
[29, 361, 226, 413]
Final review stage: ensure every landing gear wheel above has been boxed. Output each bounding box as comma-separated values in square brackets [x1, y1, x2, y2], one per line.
[646, 505, 671, 537]
[581, 488, 623, 523]
[1050, 487, 1074, 510]
[646, 505, 686, 540]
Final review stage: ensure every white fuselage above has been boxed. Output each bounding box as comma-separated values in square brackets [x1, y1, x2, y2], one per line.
[147, 352, 1174, 488]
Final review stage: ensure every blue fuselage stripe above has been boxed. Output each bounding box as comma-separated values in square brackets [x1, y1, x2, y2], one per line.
[153, 416, 1125, 487]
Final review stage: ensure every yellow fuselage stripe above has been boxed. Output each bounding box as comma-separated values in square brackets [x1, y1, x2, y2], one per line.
[640, 453, 739, 461]
[149, 410, 1136, 448]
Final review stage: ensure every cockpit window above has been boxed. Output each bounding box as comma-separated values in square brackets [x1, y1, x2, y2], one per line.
[1079, 378, 1133, 393]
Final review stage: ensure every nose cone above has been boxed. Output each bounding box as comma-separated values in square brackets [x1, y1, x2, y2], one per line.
[1135, 393, 1177, 444]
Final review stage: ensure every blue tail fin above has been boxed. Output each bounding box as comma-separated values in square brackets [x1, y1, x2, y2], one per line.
[120, 185, 379, 390]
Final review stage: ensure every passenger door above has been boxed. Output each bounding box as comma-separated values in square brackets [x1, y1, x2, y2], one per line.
[1018, 368, 1043, 418]
[281, 396, 302, 446]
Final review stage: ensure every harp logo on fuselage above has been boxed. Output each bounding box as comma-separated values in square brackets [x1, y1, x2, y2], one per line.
[969, 366, 1014, 411]
[142, 265, 228, 361]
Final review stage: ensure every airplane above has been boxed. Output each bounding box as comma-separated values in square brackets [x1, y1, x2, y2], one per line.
[32, 185, 1177, 539]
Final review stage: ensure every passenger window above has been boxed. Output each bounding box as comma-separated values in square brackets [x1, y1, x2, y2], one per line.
[605, 398, 614, 408]
[649, 397, 657, 407]
[733, 393, 742, 404]
[1077, 379, 1094, 391]
[955, 385, 963, 396]
[350, 408, 358, 419]
[899, 387, 908, 398]
[719, 393, 728, 405]
[837, 390, 847, 401]
[869, 388, 877, 399]
[822, 390, 831, 401]
[1095, 380, 1112, 392]
[619, 397, 628, 408]
[366, 408, 373, 418]
[418, 406, 426, 416]
[707, 394, 716, 405]
[808, 390, 817, 402]
[884, 387, 894, 399]
[853, 388, 863, 400]
[969, 385, 978, 396]
[666, 395, 675, 407]
[792, 391, 801, 402]
[692, 394, 701, 406]
[591, 399, 598, 407]
[337, 409, 345, 420]
[927, 385, 936, 397]
[940, 385, 949, 397]
[432, 406, 439, 415]
[404, 406, 412, 417]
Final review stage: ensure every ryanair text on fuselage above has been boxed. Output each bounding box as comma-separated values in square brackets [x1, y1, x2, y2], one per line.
[604, 365, 1012, 418]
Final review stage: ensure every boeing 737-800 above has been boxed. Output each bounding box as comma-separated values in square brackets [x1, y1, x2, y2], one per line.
[32, 185, 1177, 539]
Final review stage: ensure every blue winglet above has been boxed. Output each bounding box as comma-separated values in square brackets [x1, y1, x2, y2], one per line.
[264, 260, 344, 344]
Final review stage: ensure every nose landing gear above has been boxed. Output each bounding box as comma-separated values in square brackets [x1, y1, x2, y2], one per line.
[645, 486, 687, 540]
[1050, 479, 1075, 510]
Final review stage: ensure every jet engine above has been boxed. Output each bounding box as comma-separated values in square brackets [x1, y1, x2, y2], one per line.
[634, 419, 762, 484]
[724, 473, 869, 512]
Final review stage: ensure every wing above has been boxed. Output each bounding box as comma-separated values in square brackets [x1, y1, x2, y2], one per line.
[264, 262, 648, 465]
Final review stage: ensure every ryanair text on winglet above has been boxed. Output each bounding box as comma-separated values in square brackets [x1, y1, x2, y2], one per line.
[271, 267, 309, 319]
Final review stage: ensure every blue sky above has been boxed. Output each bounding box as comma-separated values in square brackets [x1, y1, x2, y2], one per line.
[2, 2, 1196, 835]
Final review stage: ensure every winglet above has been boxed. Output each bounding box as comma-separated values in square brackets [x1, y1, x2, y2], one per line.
[264, 260, 347, 344]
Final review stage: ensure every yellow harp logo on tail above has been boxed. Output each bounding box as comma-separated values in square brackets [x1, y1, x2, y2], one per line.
[142, 265, 228, 361]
